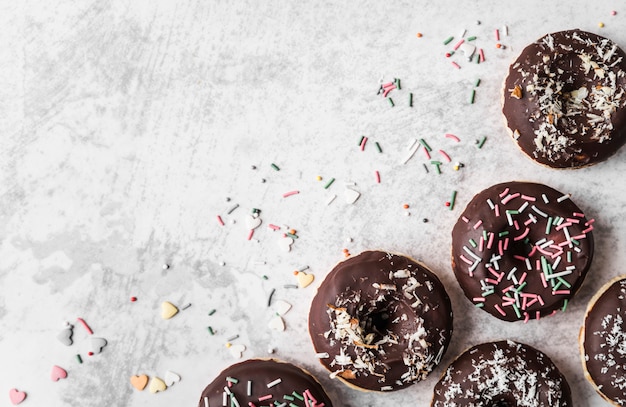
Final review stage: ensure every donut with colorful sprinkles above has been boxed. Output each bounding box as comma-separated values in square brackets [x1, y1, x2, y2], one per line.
[431, 340, 572, 406]
[451, 181, 594, 322]
[197, 359, 333, 407]
[502, 29, 626, 168]
[580, 275, 626, 406]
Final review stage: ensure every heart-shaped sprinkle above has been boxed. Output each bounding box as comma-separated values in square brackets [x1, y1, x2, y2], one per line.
[164, 370, 181, 387]
[296, 271, 315, 288]
[91, 337, 108, 354]
[149, 377, 167, 393]
[245, 215, 262, 230]
[273, 300, 292, 316]
[229, 344, 246, 359]
[345, 189, 361, 204]
[278, 236, 294, 252]
[57, 328, 73, 346]
[9, 389, 27, 405]
[161, 301, 179, 319]
[130, 375, 149, 391]
[268, 315, 285, 331]
[51, 365, 68, 382]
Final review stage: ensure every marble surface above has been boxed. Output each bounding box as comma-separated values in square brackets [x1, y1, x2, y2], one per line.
[1, 1, 626, 406]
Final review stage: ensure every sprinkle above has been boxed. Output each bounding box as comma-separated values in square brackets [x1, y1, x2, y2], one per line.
[453, 39, 465, 50]
[479, 48, 485, 62]
[360, 136, 368, 151]
[439, 150, 452, 162]
[76, 318, 93, 335]
[208, 309, 217, 316]
[282, 190, 300, 198]
[556, 194, 571, 203]
[223, 392, 228, 406]
[443, 36, 454, 45]
[181, 303, 192, 310]
[271, 163, 280, 171]
[267, 378, 282, 388]
[409, 93, 413, 107]
[416, 32, 423, 38]
[611, 10, 617, 16]
[562, 299, 568, 312]
[208, 326, 215, 335]
[292, 392, 304, 401]
[451, 61, 461, 69]
[374, 170, 381, 184]
[267, 288, 275, 307]
[469, 89, 476, 104]
[358, 136, 364, 146]
[130, 296, 137, 302]
[205, 397, 210, 407]
[552, 290, 570, 295]
[467, 36, 477, 41]
[420, 139, 432, 152]
[258, 395, 273, 402]
[388, 98, 395, 107]
[495, 29, 500, 41]
[475, 78, 481, 87]
[226, 377, 239, 384]
[449, 191, 457, 210]
[217, 215, 225, 226]
[599, 22, 605, 28]
[227, 204, 240, 214]
[247, 229, 254, 240]
[494, 304, 507, 316]
[375, 141, 383, 153]
[315, 352, 330, 358]
[477, 136, 487, 148]
[227, 334, 240, 342]
[402, 143, 420, 164]
[76, 354, 83, 364]
[324, 178, 335, 189]
[445, 133, 460, 142]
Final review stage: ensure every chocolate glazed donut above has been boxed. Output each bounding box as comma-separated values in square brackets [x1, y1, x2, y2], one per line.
[197, 359, 333, 407]
[431, 340, 572, 407]
[502, 29, 626, 168]
[308, 250, 453, 392]
[451, 181, 594, 322]
[580, 275, 626, 406]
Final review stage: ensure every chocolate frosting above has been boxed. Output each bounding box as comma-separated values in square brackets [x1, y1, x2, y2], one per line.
[502, 29, 626, 168]
[431, 340, 572, 406]
[308, 250, 453, 392]
[451, 182, 594, 322]
[581, 276, 626, 406]
[197, 359, 333, 407]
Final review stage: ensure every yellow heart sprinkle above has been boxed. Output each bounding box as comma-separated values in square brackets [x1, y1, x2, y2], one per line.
[161, 302, 179, 320]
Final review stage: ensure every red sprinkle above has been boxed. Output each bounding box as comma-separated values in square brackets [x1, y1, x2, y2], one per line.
[130, 297, 137, 302]
[88, 352, 94, 356]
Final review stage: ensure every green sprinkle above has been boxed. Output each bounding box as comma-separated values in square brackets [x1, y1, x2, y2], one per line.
[395, 78, 401, 89]
[324, 178, 335, 189]
[475, 302, 485, 308]
[567, 251, 572, 262]
[541, 257, 549, 274]
[499, 231, 509, 237]
[546, 217, 553, 234]
[208, 309, 217, 316]
[562, 299, 569, 312]
[208, 326, 215, 335]
[449, 190, 457, 211]
[443, 36, 454, 45]
[262, 275, 269, 280]
[283, 395, 295, 401]
[271, 163, 280, 171]
[571, 238, 580, 246]
[286, 233, 298, 239]
[76, 354, 83, 364]
[482, 290, 495, 297]
[515, 282, 527, 293]
[292, 391, 304, 401]
[512, 304, 521, 319]
[290, 404, 299, 407]
[358, 136, 365, 146]
[375, 141, 383, 153]
[388, 97, 395, 107]
[448, 50, 455, 56]
[226, 377, 239, 384]
[467, 36, 477, 41]
[469, 238, 477, 248]
[475, 78, 481, 87]
[477, 136, 487, 149]
[483, 230, 488, 241]
[557, 277, 572, 289]
[552, 279, 563, 290]
[420, 138, 432, 152]
[409, 92, 413, 107]
[470, 89, 476, 104]
[432, 162, 442, 174]
[476, 55, 480, 64]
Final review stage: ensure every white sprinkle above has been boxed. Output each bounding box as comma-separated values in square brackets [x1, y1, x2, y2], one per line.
[531, 205, 548, 217]
[487, 198, 495, 209]
[459, 28, 467, 38]
[222, 392, 228, 406]
[517, 201, 529, 213]
[315, 352, 330, 359]
[223, 386, 232, 395]
[163, 263, 170, 270]
[503, 25, 509, 36]
[525, 258, 532, 270]
[219, 261, 226, 266]
[542, 194, 549, 203]
[231, 396, 240, 407]
[407, 138, 418, 150]
[557, 194, 571, 203]
[545, 269, 573, 279]
[267, 378, 282, 388]
[552, 256, 561, 270]
[247, 381, 252, 396]
[326, 194, 337, 205]
[204, 396, 210, 407]
[401, 143, 420, 164]
[539, 239, 554, 249]
[381, 386, 393, 391]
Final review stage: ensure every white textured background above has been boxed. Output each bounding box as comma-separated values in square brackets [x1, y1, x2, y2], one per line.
[1, 1, 625, 406]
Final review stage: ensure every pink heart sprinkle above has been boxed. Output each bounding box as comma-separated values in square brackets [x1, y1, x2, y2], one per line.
[9, 388, 27, 405]
[51, 365, 68, 381]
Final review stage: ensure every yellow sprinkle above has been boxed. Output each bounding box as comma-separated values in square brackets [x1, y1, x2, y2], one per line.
[453, 165, 460, 171]
[316, 175, 322, 181]
[599, 22, 605, 28]
[225, 342, 232, 348]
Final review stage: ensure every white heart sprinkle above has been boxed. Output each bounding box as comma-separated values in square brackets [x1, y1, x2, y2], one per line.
[277, 237, 294, 252]
[268, 315, 285, 331]
[245, 215, 262, 230]
[345, 189, 361, 204]
[459, 42, 476, 58]
[273, 300, 292, 316]
[164, 370, 181, 387]
[229, 344, 246, 359]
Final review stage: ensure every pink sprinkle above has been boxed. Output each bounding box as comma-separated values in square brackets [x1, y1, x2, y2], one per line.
[514, 227, 530, 241]
[494, 304, 507, 316]
[513, 255, 526, 261]
[513, 220, 520, 231]
[565, 218, 580, 224]
[536, 311, 541, 320]
[374, 170, 381, 184]
[473, 297, 486, 302]
[540, 272, 548, 288]
[495, 29, 500, 41]
[473, 220, 483, 229]
[249, 403, 257, 407]
[585, 218, 596, 225]
[501, 192, 520, 205]
[521, 194, 536, 201]
[537, 295, 545, 306]
[217, 215, 225, 226]
[552, 290, 570, 295]
[445, 133, 461, 142]
[611, 10, 617, 16]
[494, 204, 500, 217]
[268, 224, 281, 230]
[502, 285, 515, 293]
[304, 389, 318, 403]
[451, 61, 461, 69]
[479, 236, 484, 252]
[502, 296, 516, 305]
[76, 318, 93, 335]
[519, 272, 527, 285]
[488, 267, 500, 278]
[487, 232, 495, 249]
[423, 147, 431, 159]
[439, 150, 452, 163]
[479, 48, 485, 62]
[453, 39, 465, 50]
[524, 312, 530, 323]
[460, 255, 473, 265]
[499, 188, 510, 198]
[382, 81, 395, 88]
[282, 190, 300, 198]
[582, 226, 594, 234]
[360, 137, 368, 151]
[382, 87, 395, 97]
[498, 240, 504, 256]
[247, 229, 255, 240]
[573, 212, 585, 218]
[258, 395, 273, 402]
[462, 216, 470, 223]
[485, 278, 499, 285]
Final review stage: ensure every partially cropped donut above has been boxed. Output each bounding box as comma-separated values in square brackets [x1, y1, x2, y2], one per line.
[431, 340, 572, 407]
[580, 275, 626, 406]
[308, 250, 453, 392]
[502, 29, 626, 168]
[451, 181, 594, 322]
[197, 359, 333, 407]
